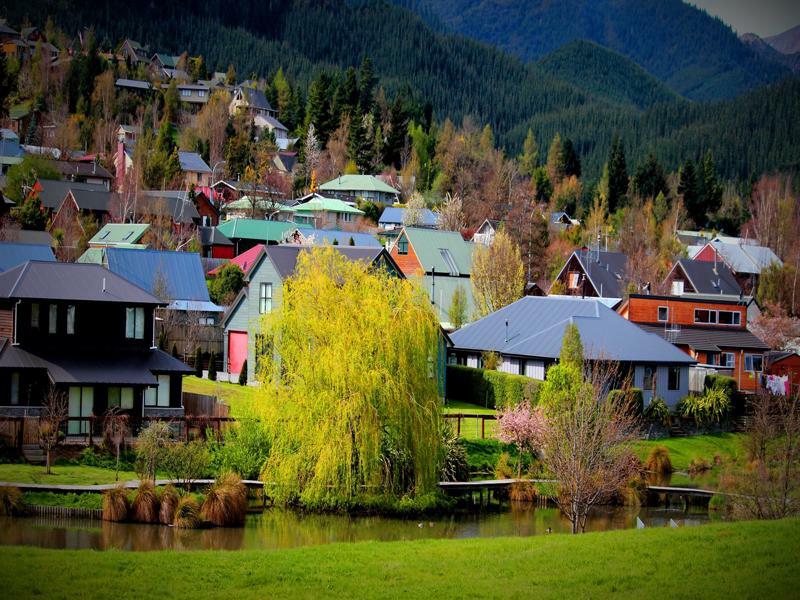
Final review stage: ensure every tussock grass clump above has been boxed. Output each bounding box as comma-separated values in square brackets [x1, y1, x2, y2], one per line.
[173, 496, 201, 529]
[219, 472, 248, 507]
[201, 477, 246, 527]
[158, 485, 180, 525]
[102, 485, 130, 522]
[132, 480, 159, 523]
[688, 457, 712, 475]
[0, 486, 24, 516]
[509, 481, 537, 503]
[645, 446, 673, 475]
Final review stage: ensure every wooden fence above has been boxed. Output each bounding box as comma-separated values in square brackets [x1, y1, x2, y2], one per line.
[26, 505, 104, 520]
[443, 413, 497, 439]
[183, 392, 230, 418]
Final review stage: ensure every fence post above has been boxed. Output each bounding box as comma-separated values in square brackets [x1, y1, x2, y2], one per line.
[457, 416, 461, 436]
[481, 417, 485, 439]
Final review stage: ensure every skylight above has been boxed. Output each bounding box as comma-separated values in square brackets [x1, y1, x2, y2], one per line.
[439, 248, 460, 276]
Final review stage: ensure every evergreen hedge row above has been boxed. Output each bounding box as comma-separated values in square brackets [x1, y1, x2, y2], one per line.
[446, 365, 539, 409]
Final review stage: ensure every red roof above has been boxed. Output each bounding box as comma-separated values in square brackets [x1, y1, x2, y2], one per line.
[208, 244, 264, 277]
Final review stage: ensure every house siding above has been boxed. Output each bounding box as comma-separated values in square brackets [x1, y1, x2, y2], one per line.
[556, 254, 598, 297]
[389, 233, 423, 276]
[626, 297, 748, 328]
[634, 364, 689, 408]
[0, 308, 12, 339]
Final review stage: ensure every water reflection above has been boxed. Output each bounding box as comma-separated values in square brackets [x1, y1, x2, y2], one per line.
[0, 505, 710, 552]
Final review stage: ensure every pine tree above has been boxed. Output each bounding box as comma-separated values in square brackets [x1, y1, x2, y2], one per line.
[358, 56, 375, 114]
[633, 154, 667, 200]
[384, 95, 407, 168]
[348, 109, 372, 173]
[678, 159, 701, 225]
[700, 150, 723, 216]
[238, 360, 248, 386]
[561, 137, 581, 179]
[546, 133, 566, 185]
[607, 137, 628, 213]
[349, 236, 355, 246]
[519, 128, 539, 177]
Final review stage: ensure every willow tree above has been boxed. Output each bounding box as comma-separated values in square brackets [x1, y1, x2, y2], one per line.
[258, 247, 444, 509]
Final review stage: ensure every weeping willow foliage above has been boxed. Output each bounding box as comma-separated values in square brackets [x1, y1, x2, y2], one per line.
[258, 247, 444, 509]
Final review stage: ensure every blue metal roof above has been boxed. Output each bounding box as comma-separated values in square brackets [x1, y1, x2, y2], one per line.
[450, 296, 695, 364]
[0, 242, 55, 272]
[379, 206, 439, 227]
[103, 248, 212, 303]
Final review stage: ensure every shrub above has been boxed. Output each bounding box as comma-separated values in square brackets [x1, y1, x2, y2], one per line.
[163, 441, 210, 490]
[494, 452, 515, 479]
[607, 388, 644, 415]
[704, 374, 737, 399]
[158, 485, 180, 525]
[439, 424, 469, 482]
[0, 486, 24, 516]
[644, 397, 671, 426]
[102, 485, 130, 521]
[679, 385, 732, 426]
[688, 457, 712, 475]
[208, 351, 217, 381]
[135, 421, 173, 480]
[481, 351, 501, 370]
[132, 480, 160, 523]
[208, 419, 270, 480]
[238, 361, 248, 386]
[173, 495, 201, 528]
[463, 438, 505, 474]
[201, 476, 247, 527]
[171, 344, 179, 358]
[510, 481, 537, 502]
[194, 347, 203, 377]
[645, 446, 673, 475]
[446, 365, 539, 409]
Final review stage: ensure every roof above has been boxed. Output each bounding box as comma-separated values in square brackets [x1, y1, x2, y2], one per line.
[153, 53, 179, 68]
[0, 230, 52, 246]
[567, 249, 629, 299]
[286, 228, 381, 248]
[0, 261, 161, 304]
[34, 179, 109, 210]
[101, 248, 212, 303]
[417, 274, 475, 327]
[52, 160, 113, 180]
[216, 218, 307, 242]
[274, 152, 298, 173]
[255, 114, 288, 131]
[224, 196, 292, 212]
[89, 223, 150, 247]
[450, 296, 695, 364]
[289, 195, 365, 215]
[137, 191, 201, 224]
[379, 206, 439, 228]
[0, 343, 191, 384]
[235, 87, 272, 111]
[671, 259, 741, 295]
[178, 151, 212, 173]
[198, 226, 233, 247]
[319, 175, 399, 195]
[767, 350, 799, 366]
[637, 324, 770, 352]
[208, 244, 264, 277]
[115, 78, 153, 91]
[0, 243, 55, 272]
[65, 188, 113, 212]
[400, 227, 474, 275]
[693, 238, 782, 274]
[263, 245, 394, 280]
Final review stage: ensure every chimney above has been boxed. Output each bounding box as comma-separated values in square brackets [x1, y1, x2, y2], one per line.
[504, 319, 509, 343]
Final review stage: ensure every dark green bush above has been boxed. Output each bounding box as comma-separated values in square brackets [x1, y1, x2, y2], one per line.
[238, 361, 248, 386]
[644, 397, 671, 426]
[208, 351, 217, 381]
[446, 365, 539, 409]
[607, 388, 644, 415]
[704, 374, 737, 397]
[194, 347, 203, 378]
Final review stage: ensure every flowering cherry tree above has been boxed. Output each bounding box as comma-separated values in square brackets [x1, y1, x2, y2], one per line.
[497, 401, 545, 478]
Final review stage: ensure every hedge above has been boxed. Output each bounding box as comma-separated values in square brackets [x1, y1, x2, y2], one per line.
[446, 365, 539, 409]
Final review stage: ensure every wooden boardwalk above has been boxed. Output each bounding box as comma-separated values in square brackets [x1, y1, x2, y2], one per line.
[0, 479, 264, 494]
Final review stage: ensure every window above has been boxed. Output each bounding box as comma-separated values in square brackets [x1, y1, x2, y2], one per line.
[397, 238, 408, 255]
[657, 306, 669, 322]
[568, 272, 581, 288]
[199, 316, 215, 326]
[439, 249, 460, 276]
[10, 372, 19, 405]
[745, 354, 764, 373]
[66, 305, 76, 335]
[108, 387, 134, 410]
[694, 309, 716, 324]
[643, 366, 656, 391]
[718, 310, 741, 326]
[671, 280, 684, 295]
[48, 304, 58, 334]
[340, 212, 353, 222]
[68, 386, 94, 435]
[145, 375, 171, 407]
[125, 307, 145, 339]
[259, 283, 273, 314]
[694, 308, 741, 326]
[180, 89, 191, 97]
[198, 90, 206, 97]
[668, 367, 681, 391]
[30, 303, 39, 328]
[720, 352, 736, 368]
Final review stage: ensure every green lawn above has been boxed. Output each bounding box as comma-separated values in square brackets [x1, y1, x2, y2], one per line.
[0, 518, 797, 598]
[0, 463, 139, 485]
[183, 376, 261, 417]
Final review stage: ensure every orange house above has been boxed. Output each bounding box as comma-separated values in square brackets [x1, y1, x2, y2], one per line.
[618, 294, 770, 393]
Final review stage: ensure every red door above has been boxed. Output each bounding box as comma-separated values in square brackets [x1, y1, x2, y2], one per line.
[228, 331, 248, 375]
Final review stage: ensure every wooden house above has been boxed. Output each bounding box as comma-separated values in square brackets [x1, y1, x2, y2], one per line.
[552, 249, 628, 301]
[690, 237, 781, 294]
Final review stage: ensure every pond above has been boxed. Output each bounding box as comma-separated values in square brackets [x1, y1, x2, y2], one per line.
[0, 505, 711, 552]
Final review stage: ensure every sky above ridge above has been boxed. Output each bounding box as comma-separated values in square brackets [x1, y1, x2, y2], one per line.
[690, 0, 800, 37]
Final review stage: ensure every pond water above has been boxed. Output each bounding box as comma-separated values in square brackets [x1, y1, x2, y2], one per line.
[0, 505, 711, 552]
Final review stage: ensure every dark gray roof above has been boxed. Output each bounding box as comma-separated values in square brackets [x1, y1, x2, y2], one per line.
[66, 188, 113, 212]
[571, 249, 628, 299]
[52, 160, 113, 181]
[138, 191, 201, 224]
[35, 179, 109, 210]
[450, 296, 695, 364]
[263, 245, 392, 280]
[0, 261, 162, 304]
[672, 259, 741, 295]
[0, 230, 53, 246]
[0, 341, 190, 384]
[0, 242, 55, 272]
[236, 87, 272, 111]
[198, 226, 233, 246]
[178, 151, 211, 173]
[115, 78, 153, 91]
[637, 324, 769, 352]
[767, 350, 799, 366]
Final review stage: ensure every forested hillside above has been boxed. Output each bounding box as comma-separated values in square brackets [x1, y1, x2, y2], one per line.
[5, 0, 800, 180]
[394, 0, 790, 100]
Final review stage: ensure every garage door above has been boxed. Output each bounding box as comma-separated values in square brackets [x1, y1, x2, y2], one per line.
[228, 331, 248, 375]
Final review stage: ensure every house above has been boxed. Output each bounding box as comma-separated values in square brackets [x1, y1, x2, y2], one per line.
[88, 223, 150, 249]
[282, 227, 381, 247]
[216, 218, 307, 255]
[0, 242, 55, 272]
[49, 186, 113, 246]
[30, 179, 108, 212]
[172, 83, 210, 108]
[80, 248, 224, 357]
[178, 152, 213, 188]
[665, 258, 742, 296]
[208, 244, 264, 278]
[138, 190, 213, 226]
[0, 261, 191, 442]
[273, 151, 298, 174]
[150, 53, 180, 71]
[198, 226, 234, 259]
[618, 294, 769, 394]
[450, 296, 695, 407]
[766, 351, 800, 398]
[378, 206, 439, 231]
[118, 39, 150, 64]
[472, 219, 500, 246]
[222, 196, 293, 220]
[388, 227, 475, 328]
[228, 87, 291, 149]
[288, 194, 365, 228]
[690, 236, 782, 294]
[116, 124, 140, 144]
[552, 249, 628, 302]
[212, 179, 276, 205]
[223, 245, 403, 381]
[0, 229, 53, 246]
[115, 78, 154, 94]
[319, 174, 400, 205]
[550, 212, 580, 231]
[51, 159, 113, 190]
[0, 128, 24, 174]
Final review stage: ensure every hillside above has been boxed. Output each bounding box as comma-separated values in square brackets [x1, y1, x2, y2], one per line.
[766, 24, 800, 55]
[537, 41, 680, 110]
[741, 33, 800, 74]
[393, 0, 790, 101]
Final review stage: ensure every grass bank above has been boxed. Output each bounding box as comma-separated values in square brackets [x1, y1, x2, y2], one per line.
[0, 463, 138, 485]
[0, 518, 796, 598]
[183, 376, 260, 417]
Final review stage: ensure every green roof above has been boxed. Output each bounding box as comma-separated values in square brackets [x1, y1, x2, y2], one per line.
[289, 195, 365, 215]
[402, 227, 474, 275]
[76, 248, 104, 264]
[225, 197, 294, 212]
[319, 175, 399, 195]
[9, 102, 31, 121]
[89, 223, 150, 246]
[216, 218, 309, 242]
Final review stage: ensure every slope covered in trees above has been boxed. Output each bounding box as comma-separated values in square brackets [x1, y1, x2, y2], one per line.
[394, 0, 790, 100]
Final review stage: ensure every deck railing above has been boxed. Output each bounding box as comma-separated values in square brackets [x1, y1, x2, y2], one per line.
[443, 413, 497, 439]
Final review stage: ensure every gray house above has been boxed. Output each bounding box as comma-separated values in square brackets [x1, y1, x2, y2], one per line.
[223, 245, 403, 382]
[448, 296, 695, 407]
